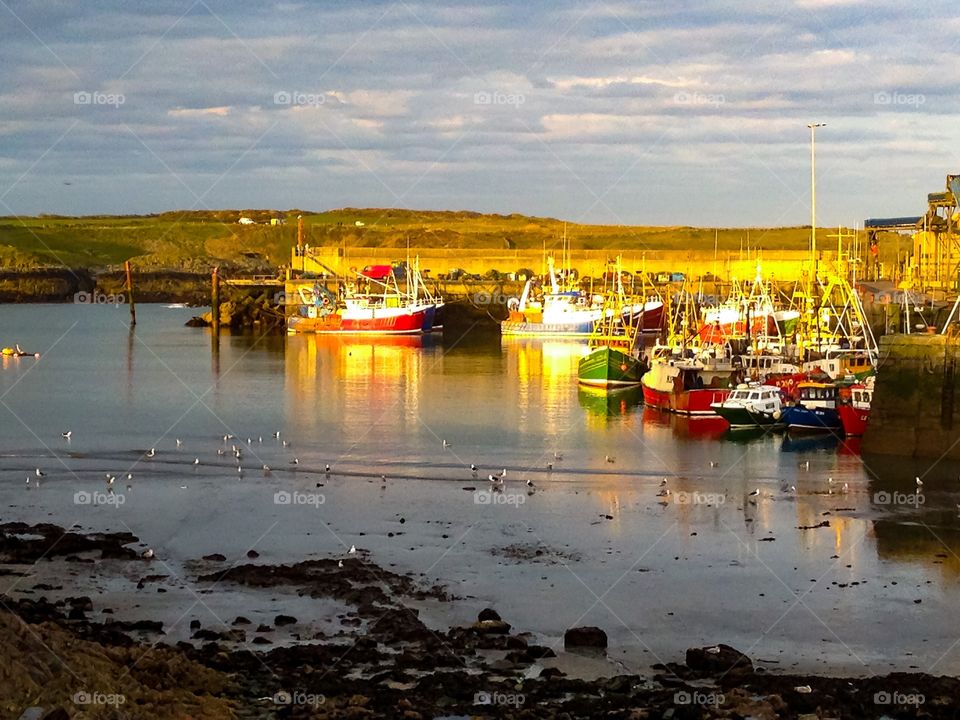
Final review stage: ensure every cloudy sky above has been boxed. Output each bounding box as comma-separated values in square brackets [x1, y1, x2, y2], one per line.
[0, 0, 957, 226]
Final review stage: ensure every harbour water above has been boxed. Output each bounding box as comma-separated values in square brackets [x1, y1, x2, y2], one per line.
[3, 304, 960, 678]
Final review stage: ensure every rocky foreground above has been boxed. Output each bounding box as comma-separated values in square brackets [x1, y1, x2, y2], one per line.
[1, 521, 957, 719]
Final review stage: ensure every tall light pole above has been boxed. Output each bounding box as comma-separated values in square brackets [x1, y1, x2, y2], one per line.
[807, 122, 825, 257]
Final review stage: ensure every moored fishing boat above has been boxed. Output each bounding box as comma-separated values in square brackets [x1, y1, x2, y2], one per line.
[287, 260, 442, 335]
[838, 377, 873, 436]
[577, 257, 646, 387]
[640, 349, 735, 416]
[710, 383, 784, 429]
[780, 382, 843, 433]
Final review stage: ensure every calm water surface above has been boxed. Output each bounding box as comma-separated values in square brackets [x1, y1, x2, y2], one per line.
[2, 304, 960, 677]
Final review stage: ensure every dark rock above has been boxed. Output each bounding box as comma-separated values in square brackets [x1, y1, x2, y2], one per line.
[232, 616, 251, 625]
[471, 619, 511, 634]
[477, 608, 501, 622]
[256, 624, 272, 633]
[685, 644, 753, 676]
[189, 619, 201, 630]
[274, 614, 297, 626]
[539, 667, 565, 679]
[526, 644, 557, 658]
[246, 550, 259, 559]
[252, 636, 272, 645]
[202, 553, 227, 562]
[40, 710, 70, 720]
[564, 626, 608, 649]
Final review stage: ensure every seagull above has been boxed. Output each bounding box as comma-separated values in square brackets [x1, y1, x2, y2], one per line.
[605, 456, 615, 463]
[258, 436, 262, 443]
[237, 465, 243, 473]
[500, 468, 507, 478]
[488, 474, 503, 485]
[526, 478, 535, 488]
[141, 548, 154, 559]
[217, 448, 224, 455]
[554, 452, 563, 460]
[223, 434, 229, 442]
[262, 464, 270, 472]
[470, 464, 478, 473]
[290, 458, 299, 465]
[338, 560, 344, 568]
[127, 473, 133, 481]
[176, 438, 183, 447]
[828, 477, 834, 484]
[194, 458, 199, 465]
[146, 448, 156, 458]
[61, 431, 72, 439]
[273, 431, 281, 439]
[660, 478, 668, 487]
[749, 488, 760, 497]
[106, 475, 115, 486]
[916, 476, 923, 487]
[282, 440, 290, 447]
[709, 461, 718, 467]
[348, 545, 356, 555]
[547, 462, 553, 471]
[325, 464, 331, 474]
[24, 477, 31, 487]
[34, 468, 44, 478]
[442, 439, 451, 449]
[247, 437, 252, 444]
[705, 646, 721, 654]
[842, 482, 849, 493]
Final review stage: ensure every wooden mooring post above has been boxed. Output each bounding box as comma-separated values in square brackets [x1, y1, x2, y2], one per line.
[211, 266, 220, 334]
[124, 260, 136, 326]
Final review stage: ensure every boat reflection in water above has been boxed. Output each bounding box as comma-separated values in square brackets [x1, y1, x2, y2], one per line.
[577, 385, 642, 419]
[641, 406, 728, 440]
[780, 432, 841, 453]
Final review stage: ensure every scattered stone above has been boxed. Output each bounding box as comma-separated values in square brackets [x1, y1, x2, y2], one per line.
[564, 626, 607, 649]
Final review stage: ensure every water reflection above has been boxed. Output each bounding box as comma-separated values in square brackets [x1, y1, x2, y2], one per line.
[577, 385, 642, 420]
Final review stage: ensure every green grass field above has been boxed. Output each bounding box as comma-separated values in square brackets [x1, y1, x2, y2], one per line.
[0, 209, 907, 271]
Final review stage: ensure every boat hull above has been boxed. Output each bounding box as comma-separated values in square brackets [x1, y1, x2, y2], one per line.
[288, 305, 437, 335]
[711, 405, 782, 429]
[838, 405, 869, 436]
[642, 384, 730, 415]
[502, 303, 663, 338]
[780, 405, 842, 433]
[578, 347, 643, 387]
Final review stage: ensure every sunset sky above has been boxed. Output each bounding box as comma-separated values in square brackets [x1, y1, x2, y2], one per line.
[1, 0, 957, 226]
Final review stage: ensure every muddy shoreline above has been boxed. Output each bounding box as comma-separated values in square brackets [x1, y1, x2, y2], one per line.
[2, 521, 956, 719]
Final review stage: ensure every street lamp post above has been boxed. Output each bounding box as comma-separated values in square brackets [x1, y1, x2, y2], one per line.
[807, 122, 826, 257]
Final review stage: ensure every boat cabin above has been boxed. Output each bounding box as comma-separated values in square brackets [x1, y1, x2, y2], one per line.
[849, 385, 872, 410]
[726, 384, 781, 413]
[795, 382, 838, 409]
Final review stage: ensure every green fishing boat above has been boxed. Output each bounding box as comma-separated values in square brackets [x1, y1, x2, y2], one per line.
[576, 256, 645, 387]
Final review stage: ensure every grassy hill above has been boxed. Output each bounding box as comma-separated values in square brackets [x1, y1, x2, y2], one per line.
[0, 209, 906, 271]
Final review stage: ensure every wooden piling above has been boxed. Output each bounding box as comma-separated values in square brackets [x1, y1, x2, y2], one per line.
[124, 260, 136, 326]
[211, 266, 220, 334]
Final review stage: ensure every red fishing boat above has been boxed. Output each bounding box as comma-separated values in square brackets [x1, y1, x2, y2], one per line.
[838, 378, 873, 437]
[640, 349, 735, 416]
